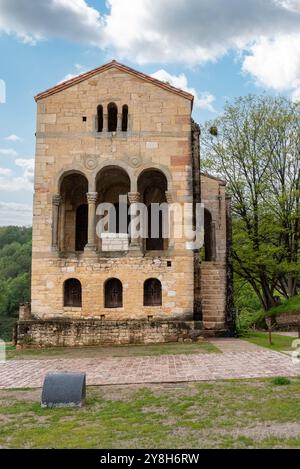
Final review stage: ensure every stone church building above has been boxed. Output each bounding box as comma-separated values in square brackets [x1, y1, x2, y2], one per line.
[16, 61, 234, 348]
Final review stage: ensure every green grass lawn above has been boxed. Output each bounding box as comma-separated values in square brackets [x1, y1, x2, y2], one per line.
[6, 340, 220, 360]
[242, 331, 296, 351]
[1, 378, 300, 448]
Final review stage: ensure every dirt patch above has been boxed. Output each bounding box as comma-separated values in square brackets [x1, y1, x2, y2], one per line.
[232, 422, 300, 440]
[0, 388, 41, 403]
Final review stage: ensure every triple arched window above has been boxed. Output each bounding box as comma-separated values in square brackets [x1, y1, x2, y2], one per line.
[96, 103, 129, 132]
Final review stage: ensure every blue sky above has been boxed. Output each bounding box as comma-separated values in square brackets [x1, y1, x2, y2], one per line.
[0, 0, 300, 225]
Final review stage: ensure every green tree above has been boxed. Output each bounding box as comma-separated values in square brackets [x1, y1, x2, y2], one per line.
[0, 226, 31, 318]
[202, 95, 300, 310]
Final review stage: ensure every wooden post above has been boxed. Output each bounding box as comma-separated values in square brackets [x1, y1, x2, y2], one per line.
[266, 317, 273, 345]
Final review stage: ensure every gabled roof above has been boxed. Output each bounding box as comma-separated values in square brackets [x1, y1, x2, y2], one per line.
[201, 172, 227, 186]
[34, 60, 194, 104]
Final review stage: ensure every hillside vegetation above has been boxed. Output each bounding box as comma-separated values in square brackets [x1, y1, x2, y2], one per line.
[267, 294, 300, 317]
[0, 226, 31, 341]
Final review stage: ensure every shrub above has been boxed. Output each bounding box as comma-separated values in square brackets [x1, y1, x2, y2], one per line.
[271, 376, 291, 386]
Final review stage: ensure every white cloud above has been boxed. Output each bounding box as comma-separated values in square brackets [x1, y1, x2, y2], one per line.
[242, 33, 300, 98]
[102, 0, 300, 65]
[59, 64, 88, 83]
[1, 1, 300, 98]
[151, 69, 216, 111]
[0, 158, 34, 192]
[0, 148, 18, 157]
[0, 201, 32, 226]
[4, 134, 22, 142]
[15, 158, 34, 184]
[0, 0, 104, 45]
[0, 168, 11, 176]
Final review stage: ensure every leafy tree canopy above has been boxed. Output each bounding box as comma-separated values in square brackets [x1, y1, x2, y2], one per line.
[202, 95, 300, 310]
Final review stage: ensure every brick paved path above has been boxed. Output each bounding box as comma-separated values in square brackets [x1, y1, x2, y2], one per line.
[1, 346, 300, 389]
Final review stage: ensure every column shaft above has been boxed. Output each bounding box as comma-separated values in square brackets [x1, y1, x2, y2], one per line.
[85, 192, 98, 251]
[128, 192, 141, 251]
[52, 194, 61, 251]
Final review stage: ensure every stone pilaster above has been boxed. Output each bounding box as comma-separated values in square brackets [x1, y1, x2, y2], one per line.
[85, 192, 98, 252]
[52, 194, 61, 251]
[165, 191, 174, 249]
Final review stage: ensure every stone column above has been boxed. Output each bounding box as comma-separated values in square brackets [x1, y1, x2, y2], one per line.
[103, 114, 108, 132]
[128, 192, 141, 251]
[52, 194, 61, 251]
[85, 192, 98, 251]
[117, 114, 122, 132]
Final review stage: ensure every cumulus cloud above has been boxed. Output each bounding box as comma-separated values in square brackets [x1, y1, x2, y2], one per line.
[1, 1, 300, 98]
[0, 148, 18, 157]
[151, 69, 216, 111]
[0, 0, 104, 45]
[0, 158, 34, 192]
[0, 201, 32, 226]
[242, 33, 300, 99]
[4, 134, 22, 142]
[102, 0, 300, 64]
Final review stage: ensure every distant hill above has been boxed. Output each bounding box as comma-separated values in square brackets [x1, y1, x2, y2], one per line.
[0, 226, 32, 341]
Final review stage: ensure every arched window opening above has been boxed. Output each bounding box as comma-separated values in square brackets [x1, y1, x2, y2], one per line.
[59, 173, 88, 252]
[105, 278, 123, 308]
[64, 278, 82, 307]
[122, 105, 128, 131]
[97, 104, 103, 132]
[138, 169, 168, 251]
[96, 166, 130, 250]
[204, 209, 214, 261]
[144, 278, 162, 306]
[107, 102, 118, 132]
[75, 204, 88, 251]
[113, 202, 130, 234]
[147, 204, 164, 250]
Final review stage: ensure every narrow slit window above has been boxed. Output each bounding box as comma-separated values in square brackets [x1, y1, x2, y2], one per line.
[107, 102, 118, 132]
[122, 105, 128, 131]
[97, 105, 103, 132]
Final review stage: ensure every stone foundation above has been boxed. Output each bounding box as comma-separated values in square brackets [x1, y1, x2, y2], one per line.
[14, 318, 229, 348]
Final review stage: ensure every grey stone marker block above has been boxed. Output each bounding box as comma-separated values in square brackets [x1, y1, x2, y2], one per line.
[41, 372, 86, 408]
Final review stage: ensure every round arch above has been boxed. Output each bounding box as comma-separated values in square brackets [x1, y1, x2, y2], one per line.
[134, 164, 173, 193]
[55, 167, 91, 193]
[91, 160, 134, 192]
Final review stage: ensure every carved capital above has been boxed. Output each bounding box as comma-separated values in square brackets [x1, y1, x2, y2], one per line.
[86, 192, 98, 204]
[128, 192, 140, 204]
[52, 194, 61, 206]
[165, 191, 173, 204]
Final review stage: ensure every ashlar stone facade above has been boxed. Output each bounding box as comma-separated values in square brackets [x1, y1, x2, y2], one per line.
[16, 61, 234, 348]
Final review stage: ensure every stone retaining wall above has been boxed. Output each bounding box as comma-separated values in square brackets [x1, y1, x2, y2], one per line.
[15, 319, 209, 348]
